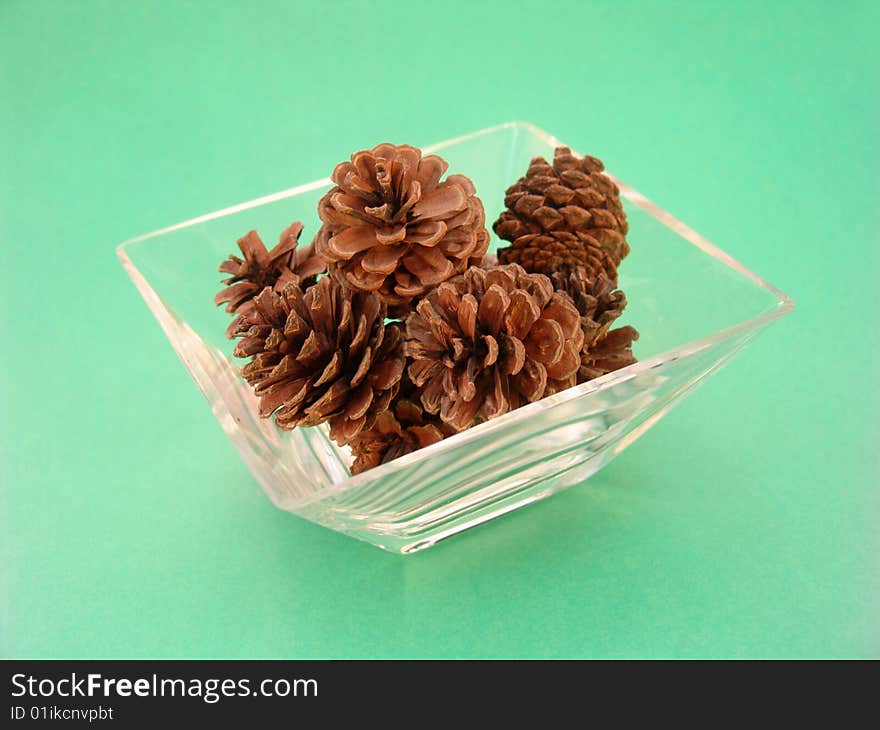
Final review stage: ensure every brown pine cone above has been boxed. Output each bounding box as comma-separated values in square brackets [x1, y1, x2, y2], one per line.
[551, 266, 638, 382]
[404, 263, 584, 432]
[348, 395, 448, 475]
[315, 143, 490, 307]
[494, 146, 629, 281]
[551, 266, 628, 348]
[580, 326, 639, 381]
[215, 222, 326, 314]
[228, 277, 405, 443]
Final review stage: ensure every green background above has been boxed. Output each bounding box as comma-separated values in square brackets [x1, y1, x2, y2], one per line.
[2, 0, 877, 658]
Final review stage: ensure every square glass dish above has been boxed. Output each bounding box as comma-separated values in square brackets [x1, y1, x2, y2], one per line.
[118, 121, 792, 553]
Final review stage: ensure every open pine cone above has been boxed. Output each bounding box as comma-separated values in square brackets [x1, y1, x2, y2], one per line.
[348, 393, 449, 475]
[580, 326, 639, 381]
[551, 266, 638, 382]
[228, 277, 405, 444]
[315, 143, 490, 307]
[404, 263, 584, 432]
[215, 222, 326, 314]
[551, 266, 628, 346]
[494, 146, 629, 281]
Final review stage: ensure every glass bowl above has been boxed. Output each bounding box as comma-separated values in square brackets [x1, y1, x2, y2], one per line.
[117, 121, 793, 553]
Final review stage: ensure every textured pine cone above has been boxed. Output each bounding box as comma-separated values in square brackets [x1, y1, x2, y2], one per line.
[494, 146, 629, 281]
[315, 143, 490, 307]
[404, 263, 584, 432]
[215, 222, 326, 314]
[228, 277, 405, 443]
[348, 393, 449, 475]
[551, 266, 628, 347]
[580, 326, 639, 381]
[551, 266, 638, 382]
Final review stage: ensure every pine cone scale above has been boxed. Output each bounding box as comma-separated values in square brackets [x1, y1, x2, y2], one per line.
[513, 357, 547, 401]
[453, 293, 477, 338]
[504, 290, 541, 340]
[499, 334, 525, 375]
[525, 318, 564, 364]
[477, 285, 510, 332]
[405, 220, 446, 247]
[410, 182, 467, 221]
[313, 350, 342, 387]
[326, 226, 381, 258]
[299, 378, 350, 425]
[368, 356, 406, 391]
[545, 342, 581, 380]
[402, 247, 455, 286]
[343, 382, 374, 421]
[257, 378, 310, 418]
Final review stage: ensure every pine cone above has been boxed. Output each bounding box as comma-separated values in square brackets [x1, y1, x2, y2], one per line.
[404, 264, 584, 432]
[551, 266, 628, 347]
[315, 143, 490, 306]
[579, 326, 639, 381]
[494, 146, 629, 280]
[348, 395, 448, 475]
[550, 266, 639, 383]
[215, 222, 326, 314]
[228, 277, 405, 443]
